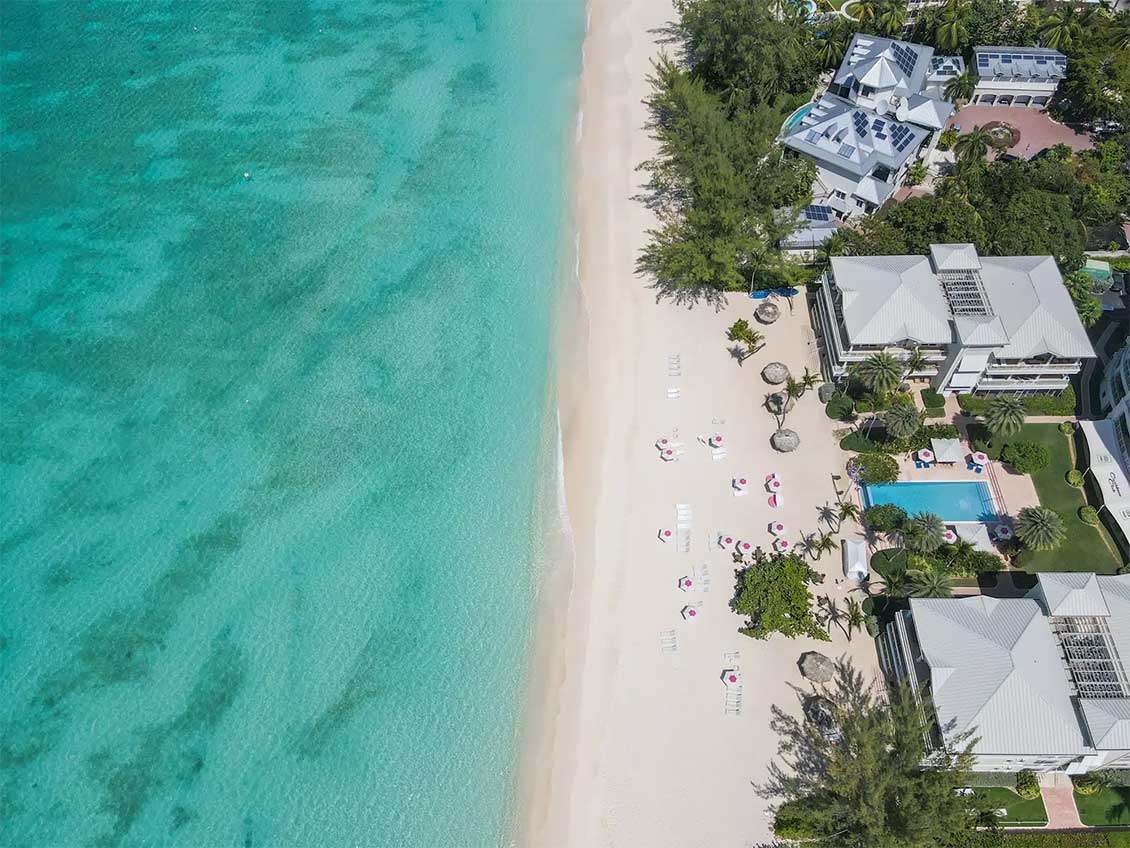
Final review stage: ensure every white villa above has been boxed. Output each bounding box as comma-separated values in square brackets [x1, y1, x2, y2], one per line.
[810, 243, 1096, 395]
[970, 46, 1067, 108]
[783, 35, 957, 219]
[882, 573, 1130, 774]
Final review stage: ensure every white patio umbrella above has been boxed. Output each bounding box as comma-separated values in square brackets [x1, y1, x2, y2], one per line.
[722, 668, 742, 688]
[972, 451, 989, 466]
[659, 528, 673, 542]
[773, 538, 792, 552]
[679, 576, 695, 591]
[718, 533, 736, 548]
[682, 604, 702, 621]
[733, 475, 750, 491]
[917, 448, 935, 464]
[709, 433, 725, 448]
[769, 521, 787, 536]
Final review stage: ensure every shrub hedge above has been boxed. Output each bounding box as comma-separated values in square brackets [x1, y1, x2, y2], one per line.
[864, 503, 908, 532]
[921, 387, 945, 412]
[1072, 773, 1102, 795]
[825, 394, 855, 421]
[1080, 505, 1100, 526]
[1015, 770, 1040, 800]
[840, 423, 960, 456]
[1001, 441, 1051, 474]
[1066, 469, 1085, 487]
[957, 387, 1076, 417]
[854, 452, 900, 484]
[771, 799, 817, 839]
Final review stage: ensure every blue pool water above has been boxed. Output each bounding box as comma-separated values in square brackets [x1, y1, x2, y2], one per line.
[783, 102, 815, 132]
[0, 2, 583, 846]
[863, 481, 999, 523]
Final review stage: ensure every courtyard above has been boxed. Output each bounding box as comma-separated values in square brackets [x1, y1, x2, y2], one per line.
[945, 104, 1093, 159]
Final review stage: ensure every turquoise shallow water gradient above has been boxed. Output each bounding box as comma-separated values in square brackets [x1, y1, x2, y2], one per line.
[0, 2, 583, 845]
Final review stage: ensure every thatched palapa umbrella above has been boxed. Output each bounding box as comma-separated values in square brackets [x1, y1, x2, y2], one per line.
[771, 428, 800, 452]
[755, 301, 780, 324]
[799, 651, 834, 683]
[762, 362, 790, 385]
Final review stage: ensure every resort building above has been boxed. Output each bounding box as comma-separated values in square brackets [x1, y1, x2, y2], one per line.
[1082, 338, 1130, 559]
[783, 35, 957, 218]
[970, 46, 1067, 108]
[881, 573, 1130, 774]
[810, 243, 1096, 395]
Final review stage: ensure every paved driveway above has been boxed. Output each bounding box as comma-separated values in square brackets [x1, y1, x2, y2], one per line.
[946, 105, 1093, 159]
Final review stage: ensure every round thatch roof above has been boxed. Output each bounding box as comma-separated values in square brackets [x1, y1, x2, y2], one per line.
[765, 392, 795, 415]
[771, 428, 800, 452]
[755, 301, 781, 324]
[762, 362, 790, 385]
[799, 651, 834, 683]
[817, 383, 836, 403]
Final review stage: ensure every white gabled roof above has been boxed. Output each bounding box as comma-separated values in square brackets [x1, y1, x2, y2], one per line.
[904, 93, 954, 130]
[911, 596, 1087, 756]
[979, 256, 1095, 360]
[828, 245, 1095, 360]
[1036, 573, 1111, 618]
[830, 255, 952, 345]
[783, 94, 928, 179]
[1080, 699, 1130, 750]
[1096, 575, 1130, 669]
[835, 34, 934, 98]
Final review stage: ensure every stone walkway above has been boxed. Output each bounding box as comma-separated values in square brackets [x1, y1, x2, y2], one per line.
[1041, 784, 1084, 830]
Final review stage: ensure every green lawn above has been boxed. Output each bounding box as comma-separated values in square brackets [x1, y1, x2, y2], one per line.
[987, 424, 1123, 574]
[972, 787, 1048, 827]
[1075, 785, 1130, 827]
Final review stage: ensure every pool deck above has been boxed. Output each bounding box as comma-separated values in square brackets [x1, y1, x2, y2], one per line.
[891, 455, 1040, 521]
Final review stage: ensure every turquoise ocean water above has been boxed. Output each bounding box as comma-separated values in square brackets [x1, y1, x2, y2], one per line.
[0, 2, 583, 845]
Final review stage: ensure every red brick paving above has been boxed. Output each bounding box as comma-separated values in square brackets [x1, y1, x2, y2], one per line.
[946, 105, 1094, 160]
[1040, 785, 1084, 830]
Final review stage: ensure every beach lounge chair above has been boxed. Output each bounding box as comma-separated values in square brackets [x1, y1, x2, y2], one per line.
[733, 487, 748, 497]
[975, 465, 983, 473]
[711, 447, 727, 461]
[666, 387, 681, 399]
[675, 528, 692, 552]
[723, 650, 741, 665]
[659, 629, 678, 654]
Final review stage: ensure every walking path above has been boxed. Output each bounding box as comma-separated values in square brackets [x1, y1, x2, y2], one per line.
[1040, 784, 1084, 830]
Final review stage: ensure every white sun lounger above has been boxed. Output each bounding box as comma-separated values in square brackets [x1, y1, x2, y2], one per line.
[674, 528, 691, 552]
[666, 387, 681, 399]
[659, 629, 679, 653]
[711, 447, 727, 461]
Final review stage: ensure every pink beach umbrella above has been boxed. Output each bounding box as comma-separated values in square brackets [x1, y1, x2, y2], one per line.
[733, 476, 749, 490]
[709, 433, 724, 448]
[682, 604, 701, 620]
[769, 521, 787, 536]
[972, 451, 990, 466]
[768, 493, 783, 509]
[660, 449, 677, 462]
[737, 540, 753, 554]
[918, 448, 935, 464]
[994, 523, 1014, 540]
[943, 529, 958, 544]
[659, 528, 673, 542]
[719, 533, 736, 548]
[773, 538, 791, 552]
[767, 477, 783, 492]
[723, 669, 742, 688]
[679, 576, 694, 591]
[655, 437, 670, 449]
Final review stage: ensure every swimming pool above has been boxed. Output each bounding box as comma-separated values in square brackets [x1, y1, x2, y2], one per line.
[862, 481, 998, 523]
[782, 102, 815, 133]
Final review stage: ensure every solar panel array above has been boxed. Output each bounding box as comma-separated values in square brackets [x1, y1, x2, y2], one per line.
[938, 269, 993, 316]
[889, 124, 913, 152]
[852, 110, 870, 137]
[890, 42, 919, 78]
[803, 205, 835, 222]
[837, 143, 856, 159]
[976, 50, 1067, 76]
[1052, 617, 1130, 699]
[805, 129, 821, 144]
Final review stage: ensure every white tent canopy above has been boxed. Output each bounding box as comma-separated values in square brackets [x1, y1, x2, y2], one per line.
[931, 437, 965, 464]
[955, 522, 996, 554]
[1079, 419, 1130, 540]
[842, 539, 870, 581]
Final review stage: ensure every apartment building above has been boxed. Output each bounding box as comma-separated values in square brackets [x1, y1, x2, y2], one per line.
[881, 573, 1130, 774]
[809, 243, 1095, 395]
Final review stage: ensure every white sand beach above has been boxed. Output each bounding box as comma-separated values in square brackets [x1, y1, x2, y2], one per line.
[516, 0, 883, 845]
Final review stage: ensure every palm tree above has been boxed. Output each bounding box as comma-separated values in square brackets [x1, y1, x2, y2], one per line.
[815, 27, 849, 70]
[878, 567, 909, 599]
[909, 569, 953, 598]
[800, 367, 822, 395]
[1017, 506, 1067, 551]
[838, 501, 861, 531]
[854, 0, 880, 22]
[903, 347, 928, 381]
[856, 352, 903, 396]
[934, 5, 969, 52]
[943, 69, 978, 104]
[819, 596, 849, 637]
[954, 126, 992, 163]
[885, 402, 923, 440]
[726, 319, 764, 362]
[876, 0, 909, 36]
[985, 394, 1026, 437]
[1111, 11, 1130, 52]
[904, 512, 946, 553]
[844, 596, 866, 641]
[1039, 4, 1084, 50]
